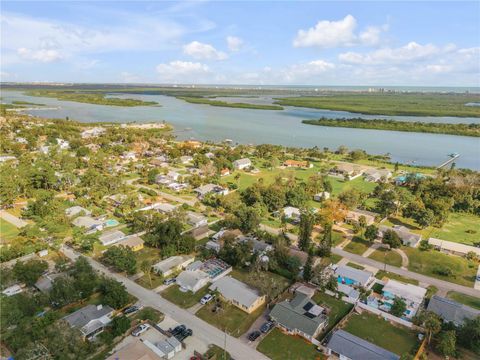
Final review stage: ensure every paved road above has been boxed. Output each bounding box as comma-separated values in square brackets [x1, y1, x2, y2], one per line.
[0, 210, 28, 228]
[332, 247, 480, 298]
[61, 246, 270, 360]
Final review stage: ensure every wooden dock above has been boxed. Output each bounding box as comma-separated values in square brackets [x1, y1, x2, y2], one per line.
[437, 154, 460, 169]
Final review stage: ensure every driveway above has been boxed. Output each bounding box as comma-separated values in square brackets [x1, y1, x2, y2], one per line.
[61, 246, 270, 360]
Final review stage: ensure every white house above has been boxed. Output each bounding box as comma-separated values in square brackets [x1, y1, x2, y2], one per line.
[175, 270, 210, 293]
[99, 230, 126, 246]
[152, 255, 194, 277]
[282, 206, 301, 220]
[381, 279, 427, 319]
[233, 158, 252, 170]
[428, 238, 480, 257]
[186, 212, 208, 228]
[65, 206, 91, 218]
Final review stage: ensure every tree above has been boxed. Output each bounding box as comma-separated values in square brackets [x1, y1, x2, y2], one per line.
[140, 259, 153, 288]
[338, 188, 365, 209]
[303, 253, 314, 282]
[146, 218, 183, 249]
[50, 276, 79, 307]
[437, 330, 456, 358]
[298, 211, 315, 251]
[102, 246, 137, 275]
[457, 317, 480, 353]
[71, 256, 98, 298]
[423, 311, 442, 344]
[109, 315, 131, 337]
[13, 260, 48, 286]
[382, 229, 402, 248]
[390, 297, 407, 317]
[364, 224, 378, 242]
[318, 223, 332, 257]
[100, 278, 130, 309]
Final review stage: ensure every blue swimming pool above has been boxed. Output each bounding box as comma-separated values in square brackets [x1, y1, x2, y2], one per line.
[105, 219, 119, 227]
[338, 276, 355, 285]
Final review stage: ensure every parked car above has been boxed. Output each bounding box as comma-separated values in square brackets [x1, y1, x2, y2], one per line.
[200, 293, 215, 305]
[132, 324, 150, 337]
[248, 331, 261, 341]
[170, 324, 186, 336]
[175, 328, 193, 341]
[123, 305, 141, 315]
[260, 321, 274, 333]
[164, 278, 176, 285]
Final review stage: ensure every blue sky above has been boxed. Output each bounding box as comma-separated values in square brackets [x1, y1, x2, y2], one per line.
[1, 1, 479, 86]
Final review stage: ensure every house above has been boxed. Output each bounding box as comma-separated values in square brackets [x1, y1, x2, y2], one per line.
[2, 284, 23, 296]
[238, 236, 273, 254]
[189, 224, 210, 240]
[427, 295, 480, 326]
[175, 270, 210, 293]
[72, 216, 104, 232]
[167, 182, 187, 192]
[179, 155, 193, 164]
[269, 292, 328, 342]
[210, 276, 266, 314]
[65, 205, 91, 218]
[63, 304, 114, 339]
[345, 209, 377, 226]
[395, 173, 425, 186]
[106, 193, 127, 206]
[313, 192, 330, 201]
[379, 225, 422, 248]
[154, 336, 182, 359]
[283, 159, 312, 168]
[34, 273, 63, 293]
[114, 235, 144, 252]
[233, 158, 252, 170]
[99, 230, 126, 246]
[194, 184, 229, 198]
[282, 206, 301, 220]
[186, 211, 208, 228]
[381, 279, 427, 319]
[206, 240, 221, 253]
[325, 329, 399, 360]
[329, 163, 365, 180]
[334, 265, 374, 288]
[106, 339, 161, 360]
[212, 229, 242, 241]
[364, 168, 392, 183]
[220, 168, 230, 176]
[152, 255, 194, 277]
[81, 127, 106, 139]
[428, 238, 480, 257]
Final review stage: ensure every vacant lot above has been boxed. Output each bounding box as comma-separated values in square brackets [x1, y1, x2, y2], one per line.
[428, 213, 480, 246]
[161, 284, 209, 308]
[447, 291, 480, 310]
[343, 312, 418, 356]
[312, 292, 353, 337]
[0, 218, 19, 244]
[368, 248, 403, 267]
[196, 300, 265, 337]
[375, 270, 419, 285]
[257, 328, 324, 360]
[344, 237, 371, 255]
[230, 269, 291, 300]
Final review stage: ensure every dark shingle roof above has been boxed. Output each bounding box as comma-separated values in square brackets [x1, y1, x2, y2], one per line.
[427, 295, 480, 326]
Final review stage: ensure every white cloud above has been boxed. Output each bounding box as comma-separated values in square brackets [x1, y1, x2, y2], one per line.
[226, 36, 243, 52]
[120, 72, 141, 83]
[17, 47, 64, 62]
[183, 41, 228, 60]
[293, 15, 385, 48]
[156, 60, 210, 83]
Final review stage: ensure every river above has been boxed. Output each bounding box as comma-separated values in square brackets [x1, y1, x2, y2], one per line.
[2, 90, 479, 170]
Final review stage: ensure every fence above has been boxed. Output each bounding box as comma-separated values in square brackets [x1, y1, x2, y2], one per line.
[356, 302, 413, 328]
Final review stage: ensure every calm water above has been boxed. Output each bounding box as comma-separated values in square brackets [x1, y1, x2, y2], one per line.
[2, 90, 479, 170]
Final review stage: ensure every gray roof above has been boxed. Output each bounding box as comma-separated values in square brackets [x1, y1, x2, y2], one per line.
[210, 276, 263, 309]
[65, 206, 91, 217]
[34, 273, 63, 293]
[335, 265, 373, 286]
[63, 304, 114, 329]
[327, 330, 400, 360]
[72, 216, 102, 229]
[153, 255, 193, 273]
[99, 230, 126, 245]
[269, 293, 328, 338]
[427, 295, 480, 326]
[379, 225, 422, 245]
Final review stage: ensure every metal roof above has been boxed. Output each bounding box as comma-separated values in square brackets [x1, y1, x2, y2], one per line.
[427, 295, 480, 326]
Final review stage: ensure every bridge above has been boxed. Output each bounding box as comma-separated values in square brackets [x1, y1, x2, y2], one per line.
[437, 153, 460, 169]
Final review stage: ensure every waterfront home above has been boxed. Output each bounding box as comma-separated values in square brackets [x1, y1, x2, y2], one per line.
[283, 159, 312, 168]
[325, 330, 399, 360]
[428, 237, 480, 257]
[394, 172, 425, 186]
[313, 191, 330, 201]
[233, 158, 252, 170]
[364, 168, 392, 183]
[113, 235, 144, 252]
[210, 276, 266, 314]
[194, 184, 229, 198]
[380, 279, 426, 319]
[427, 295, 480, 326]
[152, 255, 194, 277]
[269, 292, 328, 342]
[345, 209, 377, 226]
[329, 163, 365, 180]
[379, 225, 422, 247]
[63, 304, 114, 340]
[99, 229, 126, 246]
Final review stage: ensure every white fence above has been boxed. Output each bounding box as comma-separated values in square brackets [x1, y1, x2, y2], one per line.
[356, 301, 413, 328]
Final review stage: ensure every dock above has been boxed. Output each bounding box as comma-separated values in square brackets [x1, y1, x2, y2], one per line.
[437, 153, 460, 169]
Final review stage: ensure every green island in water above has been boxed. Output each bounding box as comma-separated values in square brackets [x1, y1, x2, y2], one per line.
[302, 117, 480, 137]
[178, 96, 284, 110]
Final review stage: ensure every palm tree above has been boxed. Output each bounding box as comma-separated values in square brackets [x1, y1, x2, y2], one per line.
[423, 311, 442, 344]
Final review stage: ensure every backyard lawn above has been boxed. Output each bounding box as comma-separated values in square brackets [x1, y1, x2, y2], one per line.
[257, 328, 324, 360]
[447, 291, 480, 310]
[0, 218, 19, 244]
[404, 247, 477, 287]
[427, 213, 480, 246]
[375, 270, 419, 285]
[196, 300, 265, 337]
[230, 269, 291, 300]
[161, 284, 210, 309]
[343, 237, 371, 255]
[342, 312, 419, 356]
[312, 292, 353, 337]
[368, 248, 403, 267]
[136, 272, 164, 289]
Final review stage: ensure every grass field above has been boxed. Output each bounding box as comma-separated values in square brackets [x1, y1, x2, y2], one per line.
[230, 269, 291, 300]
[312, 292, 353, 337]
[343, 237, 371, 255]
[368, 248, 403, 267]
[342, 312, 419, 355]
[427, 213, 480, 245]
[161, 284, 210, 308]
[447, 291, 480, 310]
[196, 300, 265, 337]
[0, 218, 19, 243]
[375, 270, 419, 285]
[346, 262, 365, 270]
[404, 247, 477, 287]
[257, 328, 324, 360]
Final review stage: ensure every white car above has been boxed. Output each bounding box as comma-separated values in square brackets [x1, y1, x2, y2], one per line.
[200, 293, 214, 305]
[132, 323, 150, 337]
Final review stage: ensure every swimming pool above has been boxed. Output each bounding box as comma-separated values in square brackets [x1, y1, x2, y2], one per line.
[105, 219, 119, 227]
[338, 276, 355, 285]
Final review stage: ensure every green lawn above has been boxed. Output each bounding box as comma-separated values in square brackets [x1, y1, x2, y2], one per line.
[346, 262, 365, 270]
[230, 269, 291, 300]
[368, 248, 403, 267]
[161, 284, 210, 308]
[428, 213, 480, 246]
[375, 270, 419, 285]
[447, 291, 480, 310]
[0, 218, 19, 244]
[312, 292, 353, 337]
[332, 231, 345, 246]
[343, 312, 419, 356]
[257, 328, 324, 360]
[196, 300, 265, 337]
[404, 247, 477, 287]
[343, 237, 371, 255]
[134, 247, 162, 270]
[136, 272, 164, 289]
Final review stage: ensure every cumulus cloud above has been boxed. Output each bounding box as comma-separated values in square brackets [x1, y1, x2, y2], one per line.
[17, 47, 64, 62]
[226, 36, 243, 52]
[293, 15, 385, 48]
[183, 41, 228, 60]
